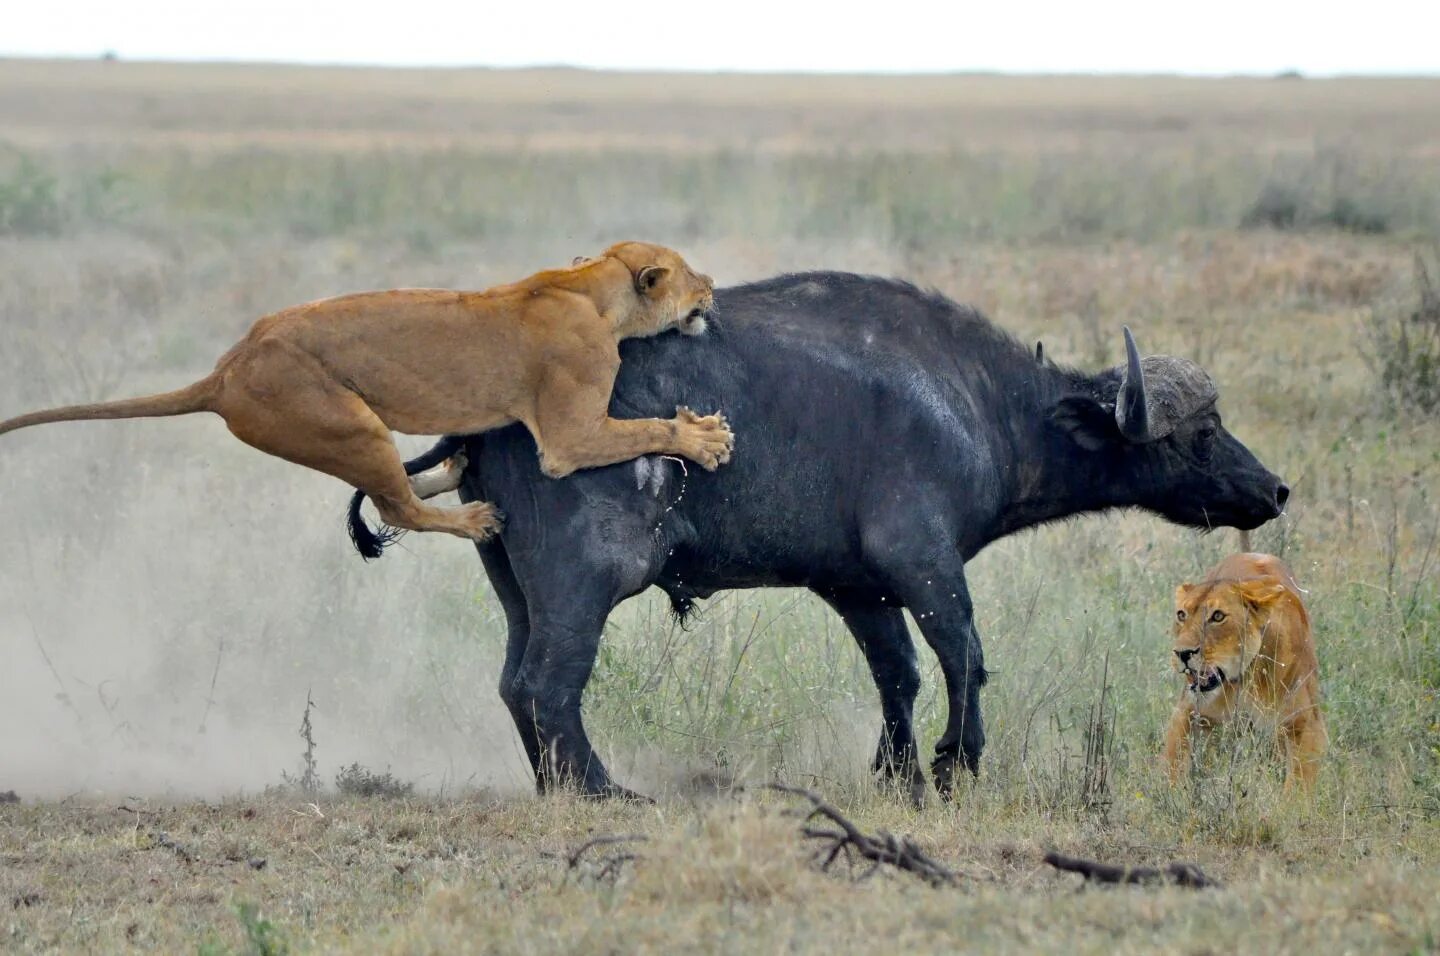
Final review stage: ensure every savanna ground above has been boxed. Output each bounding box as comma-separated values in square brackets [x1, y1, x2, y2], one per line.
[0, 60, 1438, 953]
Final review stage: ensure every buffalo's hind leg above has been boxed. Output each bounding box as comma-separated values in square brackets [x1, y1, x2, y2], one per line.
[488, 550, 647, 800]
[820, 589, 927, 807]
[465, 470, 640, 798]
[470, 529, 544, 779]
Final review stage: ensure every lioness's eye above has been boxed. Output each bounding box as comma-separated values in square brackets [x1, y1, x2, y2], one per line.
[1175, 609, 1186, 622]
[1209, 609, 1226, 623]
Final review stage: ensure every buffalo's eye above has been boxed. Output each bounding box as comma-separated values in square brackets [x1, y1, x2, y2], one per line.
[1176, 609, 1187, 622]
[1209, 609, 1226, 624]
[1195, 426, 1217, 460]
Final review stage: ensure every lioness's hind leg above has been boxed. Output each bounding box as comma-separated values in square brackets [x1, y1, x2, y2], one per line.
[217, 341, 501, 544]
[409, 449, 467, 500]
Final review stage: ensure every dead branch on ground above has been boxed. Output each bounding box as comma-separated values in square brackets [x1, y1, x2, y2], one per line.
[768, 784, 960, 887]
[1043, 850, 1220, 889]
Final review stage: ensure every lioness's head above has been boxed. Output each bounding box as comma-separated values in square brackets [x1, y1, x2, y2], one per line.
[1172, 578, 1287, 695]
[594, 241, 716, 337]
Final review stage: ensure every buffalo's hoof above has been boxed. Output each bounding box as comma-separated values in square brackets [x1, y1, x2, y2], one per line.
[593, 784, 654, 804]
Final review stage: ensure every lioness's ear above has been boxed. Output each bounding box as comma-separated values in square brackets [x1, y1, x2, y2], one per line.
[1049, 395, 1119, 452]
[635, 265, 670, 295]
[1238, 580, 1287, 609]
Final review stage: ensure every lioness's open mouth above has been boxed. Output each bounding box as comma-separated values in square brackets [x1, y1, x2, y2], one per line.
[1190, 665, 1225, 694]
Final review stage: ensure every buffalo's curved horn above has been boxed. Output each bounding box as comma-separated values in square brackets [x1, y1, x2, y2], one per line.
[1112, 327, 1220, 443]
[1115, 326, 1150, 442]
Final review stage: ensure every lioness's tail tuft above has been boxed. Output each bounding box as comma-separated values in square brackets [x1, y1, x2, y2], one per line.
[347, 435, 469, 561]
[347, 490, 404, 560]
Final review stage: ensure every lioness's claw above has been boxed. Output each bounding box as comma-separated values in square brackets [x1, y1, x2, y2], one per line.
[673, 405, 734, 470]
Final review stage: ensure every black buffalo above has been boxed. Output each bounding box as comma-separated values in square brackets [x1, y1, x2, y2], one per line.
[349, 272, 1287, 801]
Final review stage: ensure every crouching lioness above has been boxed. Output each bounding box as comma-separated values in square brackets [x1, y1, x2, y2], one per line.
[0, 242, 734, 548]
[1163, 553, 1327, 790]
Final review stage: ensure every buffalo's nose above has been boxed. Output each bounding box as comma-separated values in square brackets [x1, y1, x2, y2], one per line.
[1175, 648, 1197, 668]
[1275, 483, 1290, 511]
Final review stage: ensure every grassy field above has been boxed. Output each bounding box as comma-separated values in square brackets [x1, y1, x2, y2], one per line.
[1, 60, 1438, 953]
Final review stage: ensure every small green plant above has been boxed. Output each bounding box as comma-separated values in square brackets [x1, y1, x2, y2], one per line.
[335, 762, 415, 799]
[235, 902, 288, 956]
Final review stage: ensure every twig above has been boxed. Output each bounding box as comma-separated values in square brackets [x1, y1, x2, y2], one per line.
[146, 829, 197, 863]
[1043, 850, 1220, 889]
[22, 611, 86, 730]
[554, 834, 647, 882]
[767, 784, 960, 887]
[566, 834, 648, 869]
[197, 634, 226, 735]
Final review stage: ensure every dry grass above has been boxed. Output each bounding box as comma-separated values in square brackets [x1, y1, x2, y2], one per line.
[0, 60, 1437, 953]
[2, 793, 1436, 953]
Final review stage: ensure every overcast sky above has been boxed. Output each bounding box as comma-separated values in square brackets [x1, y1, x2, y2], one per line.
[4, 0, 1437, 75]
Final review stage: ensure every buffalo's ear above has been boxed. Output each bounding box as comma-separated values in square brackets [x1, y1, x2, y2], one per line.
[635, 265, 670, 295]
[1049, 395, 1119, 451]
[572, 255, 589, 266]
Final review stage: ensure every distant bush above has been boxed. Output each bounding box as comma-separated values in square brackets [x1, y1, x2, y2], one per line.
[1325, 196, 1390, 235]
[1240, 184, 1305, 230]
[1364, 253, 1440, 415]
[0, 147, 133, 236]
[1243, 183, 1391, 235]
[0, 150, 63, 235]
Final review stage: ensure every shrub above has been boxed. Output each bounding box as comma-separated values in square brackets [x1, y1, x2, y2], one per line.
[0, 150, 63, 235]
[334, 762, 415, 799]
[1364, 253, 1440, 415]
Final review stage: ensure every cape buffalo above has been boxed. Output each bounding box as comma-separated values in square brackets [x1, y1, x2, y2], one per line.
[349, 272, 1287, 802]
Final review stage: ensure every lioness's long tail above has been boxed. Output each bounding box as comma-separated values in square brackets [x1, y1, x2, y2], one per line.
[0, 378, 217, 437]
[348, 434, 469, 561]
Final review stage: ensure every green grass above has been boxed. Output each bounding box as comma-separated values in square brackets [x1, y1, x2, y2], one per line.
[7, 143, 1440, 245]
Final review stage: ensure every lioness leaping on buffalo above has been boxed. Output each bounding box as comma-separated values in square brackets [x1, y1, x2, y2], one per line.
[1163, 553, 1326, 791]
[0, 241, 734, 549]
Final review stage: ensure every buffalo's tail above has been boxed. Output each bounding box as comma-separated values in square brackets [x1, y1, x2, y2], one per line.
[0, 377, 217, 437]
[348, 434, 469, 560]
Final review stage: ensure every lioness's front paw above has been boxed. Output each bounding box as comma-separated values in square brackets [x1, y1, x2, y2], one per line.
[674, 406, 735, 471]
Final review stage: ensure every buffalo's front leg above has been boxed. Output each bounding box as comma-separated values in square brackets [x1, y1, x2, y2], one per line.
[820, 589, 926, 806]
[883, 567, 987, 799]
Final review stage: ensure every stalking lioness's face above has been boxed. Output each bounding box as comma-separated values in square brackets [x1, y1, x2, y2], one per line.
[1172, 578, 1285, 696]
[595, 241, 716, 338]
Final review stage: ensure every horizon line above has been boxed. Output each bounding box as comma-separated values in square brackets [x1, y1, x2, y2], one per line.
[2, 53, 1437, 81]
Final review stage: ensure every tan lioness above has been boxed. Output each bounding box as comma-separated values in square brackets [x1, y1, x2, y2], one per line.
[0, 241, 734, 545]
[1163, 553, 1326, 790]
